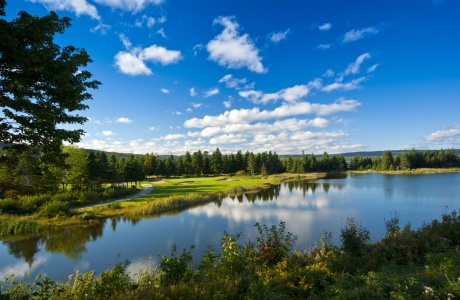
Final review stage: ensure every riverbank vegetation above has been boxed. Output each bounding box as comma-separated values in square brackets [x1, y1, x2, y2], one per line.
[2, 211, 460, 299]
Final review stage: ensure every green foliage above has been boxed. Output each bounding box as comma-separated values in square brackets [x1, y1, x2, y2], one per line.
[38, 200, 70, 218]
[158, 244, 194, 285]
[0, 198, 23, 214]
[255, 221, 297, 266]
[340, 217, 370, 256]
[0, 218, 43, 235]
[0, 2, 101, 161]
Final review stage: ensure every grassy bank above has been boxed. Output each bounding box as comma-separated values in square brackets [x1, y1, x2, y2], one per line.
[1, 174, 324, 236]
[2, 211, 460, 299]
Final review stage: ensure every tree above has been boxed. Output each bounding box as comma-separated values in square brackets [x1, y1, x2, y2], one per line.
[211, 148, 223, 175]
[0, 2, 100, 160]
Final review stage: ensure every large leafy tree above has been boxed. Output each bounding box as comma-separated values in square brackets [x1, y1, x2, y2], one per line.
[0, 1, 100, 160]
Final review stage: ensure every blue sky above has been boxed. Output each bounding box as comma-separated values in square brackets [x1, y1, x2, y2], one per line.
[4, 0, 460, 155]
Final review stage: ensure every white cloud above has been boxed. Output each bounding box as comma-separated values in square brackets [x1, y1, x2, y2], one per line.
[367, 64, 380, 73]
[93, 0, 163, 13]
[204, 88, 219, 98]
[342, 27, 379, 43]
[157, 28, 166, 38]
[119, 33, 132, 49]
[114, 52, 152, 76]
[91, 23, 111, 34]
[149, 126, 157, 131]
[116, 117, 133, 123]
[343, 53, 371, 77]
[317, 44, 331, 49]
[189, 88, 197, 97]
[207, 16, 266, 73]
[239, 84, 310, 104]
[100, 130, 115, 136]
[186, 108, 193, 113]
[218, 74, 247, 89]
[195, 118, 329, 139]
[192, 103, 203, 109]
[174, 111, 182, 115]
[136, 15, 156, 28]
[322, 77, 367, 92]
[318, 23, 332, 31]
[161, 88, 171, 94]
[141, 45, 182, 65]
[239, 90, 263, 102]
[425, 124, 460, 143]
[163, 134, 186, 140]
[114, 36, 182, 76]
[323, 69, 335, 78]
[223, 101, 231, 108]
[269, 29, 290, 42]
[210, 134, 248, 145]
[184, 99, 360, 128]
[30, 0, 100, 20]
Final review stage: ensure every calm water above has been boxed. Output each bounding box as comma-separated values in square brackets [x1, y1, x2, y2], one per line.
[1, 173, 459, 282]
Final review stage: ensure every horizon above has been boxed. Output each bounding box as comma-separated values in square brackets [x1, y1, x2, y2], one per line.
[4, 0, 460, 155]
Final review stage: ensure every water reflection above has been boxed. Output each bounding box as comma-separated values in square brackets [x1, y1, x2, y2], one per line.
[1, 173, 459, 282]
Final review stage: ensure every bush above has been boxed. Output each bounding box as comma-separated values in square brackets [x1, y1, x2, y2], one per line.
[340, 217, 370, 256]
[39, 200, 71, 218]
[0, 198, 24, 214]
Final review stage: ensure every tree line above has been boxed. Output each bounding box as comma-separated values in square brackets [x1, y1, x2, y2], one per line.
[348, 148, 460, 171]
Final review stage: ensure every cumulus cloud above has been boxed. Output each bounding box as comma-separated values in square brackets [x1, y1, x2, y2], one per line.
[29, 0, 100, 20]
[191, 103, 203, 109]
[114, 35, 182, 76]
[184, 99, 360, 128]
[239, 84, 310, 104]
[116, 117, 133, 123]
[269, 29, 290, 42]
[189, 88, 197, 97]
[425, 124, 460, 143]
[342, 27, 379, 43]
[161, 88, 171, 94]
[206, 16, 266, 73]
[210, 134, 248, 145]
[204, 88, 219, 98]
[318, 23, 332, 31]
[99, 130, 116, 136]
[192, 118, 329, 139]
[163, 134, 186, 140]
[223, 101, 232, 108]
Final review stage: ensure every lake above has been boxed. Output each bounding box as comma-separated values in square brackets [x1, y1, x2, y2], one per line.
[1, 172, 459, 282]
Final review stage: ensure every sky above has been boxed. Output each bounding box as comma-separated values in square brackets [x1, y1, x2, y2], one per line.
[4, 0, 460, 155]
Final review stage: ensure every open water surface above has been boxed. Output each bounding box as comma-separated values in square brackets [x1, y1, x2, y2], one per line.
[1, 173, 459, 281]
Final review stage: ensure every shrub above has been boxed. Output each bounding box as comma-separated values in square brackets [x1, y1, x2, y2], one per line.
[0, 198, 23, 214]
[39, 200, 71, 218]
[340, 217, 370, 256]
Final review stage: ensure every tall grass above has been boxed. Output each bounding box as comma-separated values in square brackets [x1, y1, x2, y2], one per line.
[0, 217, 43, 236]
[131, 193, 222, 217]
